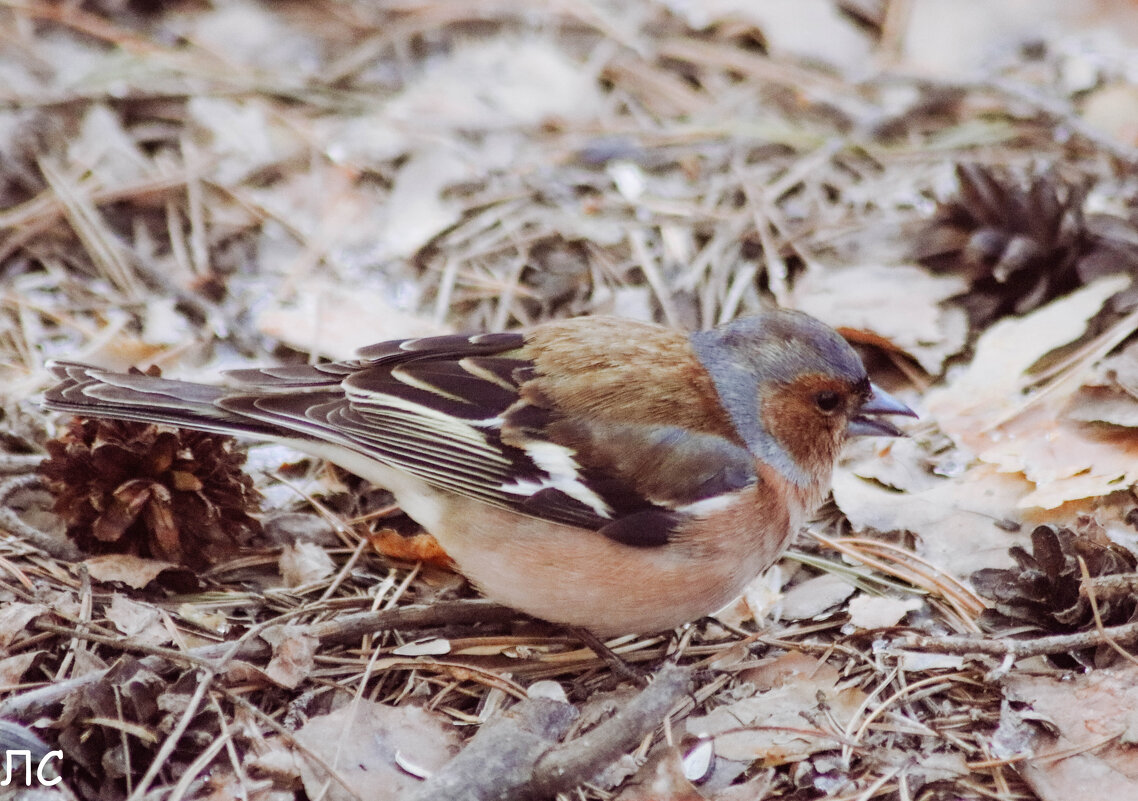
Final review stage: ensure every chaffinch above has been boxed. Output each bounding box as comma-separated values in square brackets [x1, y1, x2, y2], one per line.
[43, 310, 915, 635]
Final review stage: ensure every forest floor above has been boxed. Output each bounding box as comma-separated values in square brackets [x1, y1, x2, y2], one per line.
[5, 2, 1138, 799]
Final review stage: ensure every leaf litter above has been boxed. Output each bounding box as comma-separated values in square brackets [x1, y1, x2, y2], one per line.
[5, 1, 1138, 799]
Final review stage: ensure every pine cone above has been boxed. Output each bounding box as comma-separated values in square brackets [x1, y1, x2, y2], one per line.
[39, 416, 262, 568]
[971, 525, 1137, 667]
[913, 164, 1089, 327]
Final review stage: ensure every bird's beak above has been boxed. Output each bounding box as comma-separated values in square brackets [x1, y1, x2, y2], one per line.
[848, 383, 918, 437]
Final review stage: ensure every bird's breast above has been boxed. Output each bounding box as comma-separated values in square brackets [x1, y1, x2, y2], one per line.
[424, 460, 822, 635]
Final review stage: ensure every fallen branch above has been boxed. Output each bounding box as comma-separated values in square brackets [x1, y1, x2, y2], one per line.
[409, 663, 693, 801]
[408, 698, 577, 801]
[530, 663, 692, 798]
[900, 620, 1138, 658]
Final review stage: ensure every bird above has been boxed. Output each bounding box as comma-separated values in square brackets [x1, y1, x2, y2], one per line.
[42, 309, 915, 635]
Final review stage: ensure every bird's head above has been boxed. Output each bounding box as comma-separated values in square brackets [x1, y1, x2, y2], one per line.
[690, 309, 916, 488]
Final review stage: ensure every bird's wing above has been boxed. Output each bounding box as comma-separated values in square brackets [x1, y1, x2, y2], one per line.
[220, 329, 757, 542]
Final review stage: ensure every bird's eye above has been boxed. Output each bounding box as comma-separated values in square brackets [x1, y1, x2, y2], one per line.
[815, 390, 841, 413]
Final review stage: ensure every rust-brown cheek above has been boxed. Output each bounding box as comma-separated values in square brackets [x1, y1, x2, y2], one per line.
[759, 377, 846, 480]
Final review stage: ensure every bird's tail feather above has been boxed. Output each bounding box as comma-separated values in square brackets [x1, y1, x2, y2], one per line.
[42, 361, 283, 438]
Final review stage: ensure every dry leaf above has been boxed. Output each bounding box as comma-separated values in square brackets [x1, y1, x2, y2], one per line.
[0, 652, 39, 685]
[1003, 665, 1138, 799]
[779, 573, 856, 621]
[0, 603, 49, 649]
[687, 651, 866, 766]
[278, 540, 335, 587]
[84, 554, 184, 589]
[328, 37, 601, 168]
[832, 464, 1034, 577]
[846, 594, 923, 629]
[928, 277, 1126, 424]
[221, 660, 276, 686]
[976, 403, 1138, 509]
[527, 681, 569, 703]
[368, 528, 454, 568]
[382, 148, 471, 258]
[1096, 341, 1138, 397]
[902, 1, 1046, 74]
[614, 746, 706, 801]
[1081, 83, 1138, 147]
[712, 565, 784, 627]
[105, 595, 171, 647]
[70, 333, 172, 374]
[176, 603, 229, 635]
[257, 278, 449, 360]
[384, 38, 601, 131]
[182, 1, 322, 74]
[926, 276, 1136, 508]
[663, 0, 872, 72]
[842, 435, 941, 494]
[187, 96, 303, 186]
[792, 264, 968, 373]
[293, 701, 462, 801]
[245, 737, 302, 784]
[393, 637, 452, 657]
[1067, 385, 1138, 427]
[711, 771, 776, 801]
[261, 625, 318, 689]
[70, 104, 149, 187]
[1069, 341, 1138, 426]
